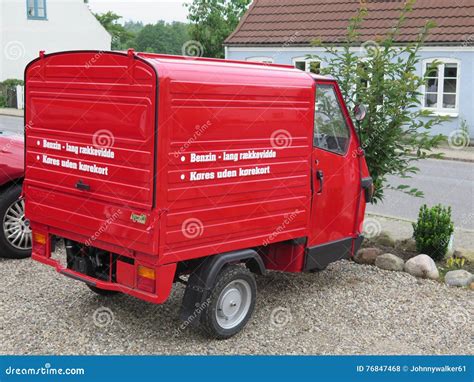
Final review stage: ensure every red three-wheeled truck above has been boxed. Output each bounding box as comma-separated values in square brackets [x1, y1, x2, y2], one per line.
[24, 50, 372, 338]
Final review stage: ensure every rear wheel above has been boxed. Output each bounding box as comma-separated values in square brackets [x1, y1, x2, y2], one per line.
[201, 265, 256, 339]
[87, 284, 119, 296]
[0, 183, 32, 259]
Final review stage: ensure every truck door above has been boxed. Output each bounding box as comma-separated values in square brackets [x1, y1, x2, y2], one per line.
[24, 52, 158, 256]
[306, 81, 362, 270]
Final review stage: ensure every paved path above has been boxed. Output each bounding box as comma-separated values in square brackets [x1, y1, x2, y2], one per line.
[0, 114, 23, 134]
[367, 159, 473, 230]
[0, 108, 23, 117]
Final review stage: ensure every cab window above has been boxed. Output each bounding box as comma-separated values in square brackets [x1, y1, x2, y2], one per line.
[314, 84, 351, 155]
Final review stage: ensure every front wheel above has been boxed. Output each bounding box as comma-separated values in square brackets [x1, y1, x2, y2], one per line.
[0, 183, 32, 259]
[201, 265, 257, 339]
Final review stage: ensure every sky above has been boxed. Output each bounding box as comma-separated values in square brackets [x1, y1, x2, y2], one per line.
[88, 0, 190, 24]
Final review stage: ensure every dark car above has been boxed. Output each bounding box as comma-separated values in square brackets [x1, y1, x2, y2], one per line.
[0, 130, 31, 258]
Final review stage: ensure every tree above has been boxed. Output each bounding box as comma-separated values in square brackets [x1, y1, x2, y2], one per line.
[185, 0, 251, 58]
[123, 20, 145, 35]
[94, 11, 134, 50]
[134, 21, 190, 55]
[310, 0, 446, 203]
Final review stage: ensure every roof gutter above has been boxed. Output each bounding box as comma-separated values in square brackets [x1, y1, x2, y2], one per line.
[224, 42, 473, 48]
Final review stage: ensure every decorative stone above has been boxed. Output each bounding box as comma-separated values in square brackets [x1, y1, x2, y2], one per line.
[373, 231, 396, 247]
[445, 270, 474, 287]
[395, 238, 417, 253]
[354, 248, 382, 265]
[404, 254, 439, 280]
[453, 249, 474, 263]
[375, 253, 405, 271]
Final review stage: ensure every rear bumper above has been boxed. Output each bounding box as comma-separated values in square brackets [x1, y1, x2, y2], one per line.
[31, 233, 176, 305]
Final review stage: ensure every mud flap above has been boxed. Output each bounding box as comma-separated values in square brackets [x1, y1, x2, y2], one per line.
[179, 249, 265, 326]
[304, 236, 363, 271]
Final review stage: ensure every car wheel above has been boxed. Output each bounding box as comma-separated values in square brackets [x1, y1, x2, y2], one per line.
[0, 183, 32, 259]
[201, 265, 256, 339]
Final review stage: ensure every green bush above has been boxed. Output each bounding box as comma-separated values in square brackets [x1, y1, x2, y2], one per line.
[0, 79, 24, 108]
[445, 256, 465, 270]
[2, 79, 24, 87]
[412, 204, 454, 261]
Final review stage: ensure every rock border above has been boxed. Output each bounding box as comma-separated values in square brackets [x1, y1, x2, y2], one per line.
[355, 247, 473, 288]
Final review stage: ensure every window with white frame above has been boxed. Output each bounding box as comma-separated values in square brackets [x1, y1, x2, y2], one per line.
[293, 58, 321, 74]
[422, 59, 460, 113]
[246, 56, 274, 64]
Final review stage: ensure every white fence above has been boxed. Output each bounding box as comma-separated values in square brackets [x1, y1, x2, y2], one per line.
[16, 85, 24, 110]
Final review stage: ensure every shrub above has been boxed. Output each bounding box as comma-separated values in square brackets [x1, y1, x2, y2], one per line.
[0, 79, 24, 108]
[2, 79, 24, 87]
[445, 256, 465, 270]
[412, 204, 454, 261]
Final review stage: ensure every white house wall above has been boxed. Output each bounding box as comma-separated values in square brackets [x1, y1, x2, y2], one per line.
[226, 46, 474, 139]
[0, 0, 111, 81]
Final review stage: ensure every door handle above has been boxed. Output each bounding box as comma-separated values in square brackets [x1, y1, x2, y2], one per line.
[316, 170, 324, 194]
[75, 180, 90, 191]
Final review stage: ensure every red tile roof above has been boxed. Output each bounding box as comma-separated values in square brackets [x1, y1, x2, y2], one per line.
[225, 0, 474, 46]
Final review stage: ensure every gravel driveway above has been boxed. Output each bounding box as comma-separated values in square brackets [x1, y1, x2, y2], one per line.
[1, 257, 472, 355]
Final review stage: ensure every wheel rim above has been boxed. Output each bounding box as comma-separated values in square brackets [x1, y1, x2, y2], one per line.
[215, 278, 252, 330]
[3, 198, 32, 251]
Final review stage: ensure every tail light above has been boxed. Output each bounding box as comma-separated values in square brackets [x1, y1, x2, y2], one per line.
[137, 265, 156, 293]
[32, 231, 47, 256]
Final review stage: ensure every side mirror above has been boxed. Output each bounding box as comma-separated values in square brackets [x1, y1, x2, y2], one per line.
[353, 104, 367, 122]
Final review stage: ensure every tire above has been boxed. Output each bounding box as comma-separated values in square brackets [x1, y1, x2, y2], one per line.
[0, 183, 32, 259]
[87, 284, 119, 296]
[201, 265, 257, 339]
